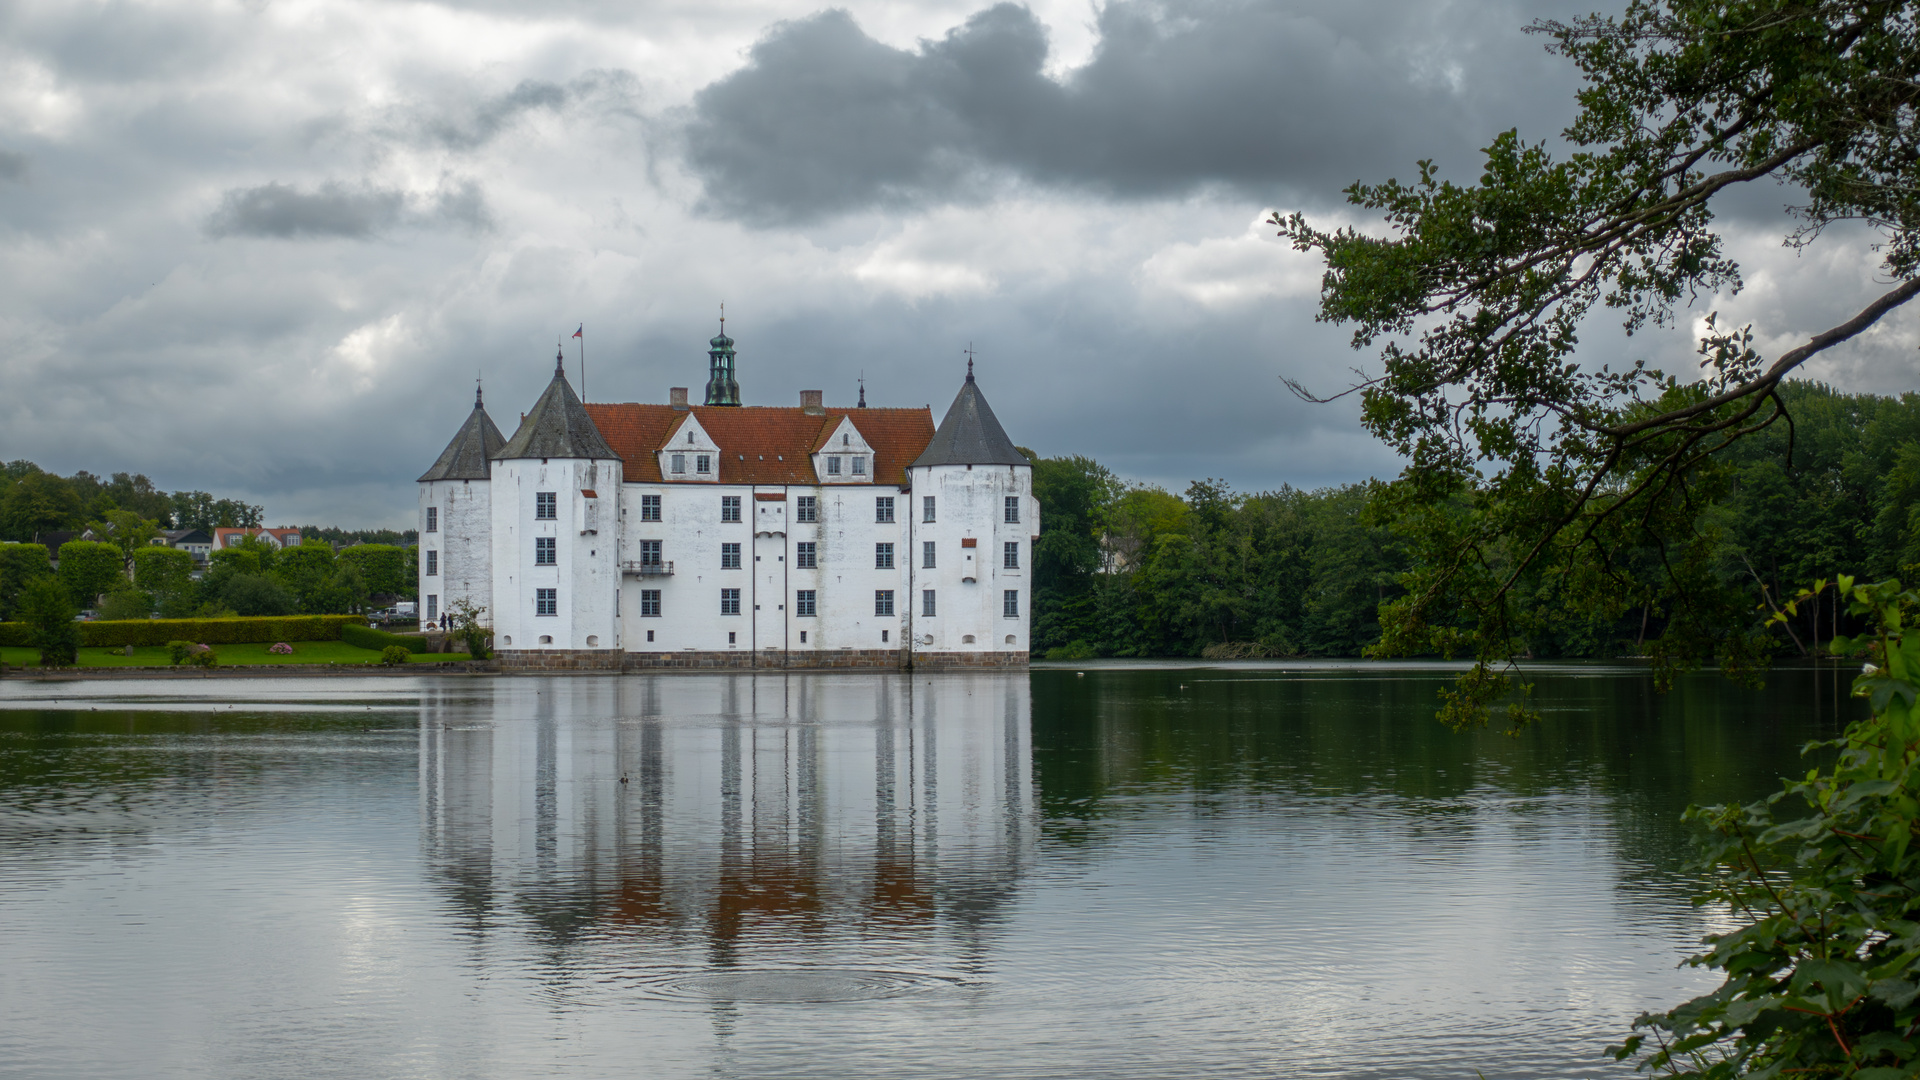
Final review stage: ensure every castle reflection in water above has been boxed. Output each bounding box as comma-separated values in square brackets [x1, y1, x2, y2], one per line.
[416, 673, 1035, 964]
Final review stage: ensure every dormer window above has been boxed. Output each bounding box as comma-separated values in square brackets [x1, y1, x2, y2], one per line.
[671, 454, 685, 475]
[827, 456, 842, 475]
[851, 456, 866, 476]
[842, 433, 849, 446]
[696, 454, 711, 474]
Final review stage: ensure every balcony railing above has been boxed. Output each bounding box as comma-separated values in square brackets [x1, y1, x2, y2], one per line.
[620, 560, 674, 577]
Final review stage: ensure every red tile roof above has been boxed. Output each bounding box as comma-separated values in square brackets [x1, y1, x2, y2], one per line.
[583, 404, 934, 486]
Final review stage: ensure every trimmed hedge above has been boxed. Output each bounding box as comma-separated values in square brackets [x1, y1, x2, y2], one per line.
[340, 623, 428, 654]
[0, 614, 367, 649]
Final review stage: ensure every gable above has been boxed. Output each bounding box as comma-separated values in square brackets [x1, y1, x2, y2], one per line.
[583, 403, 934, 485]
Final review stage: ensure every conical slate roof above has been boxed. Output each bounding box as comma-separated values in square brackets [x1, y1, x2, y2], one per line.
[418, 388, 507, 481]
[495, 352, 619, 461]
[911, 372, 1026, 467]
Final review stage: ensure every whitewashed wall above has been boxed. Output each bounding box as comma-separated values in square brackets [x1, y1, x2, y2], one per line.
[418, 478, 491, 625]
[491, 458, 623, 652]
[902, 463, 1035, 654]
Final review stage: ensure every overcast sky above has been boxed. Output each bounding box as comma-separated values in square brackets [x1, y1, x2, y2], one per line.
[1, 0, 1913, 528]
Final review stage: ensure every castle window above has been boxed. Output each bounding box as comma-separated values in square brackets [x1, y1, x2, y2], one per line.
[1003, 541, 1019, 569]
[721, 542, 741, 569]
[721, 496, 741, 522]
[921, 589, 936, 617]
[851, 456, 866, 475]
[796, 590, 816, 617]
[426, 594, 438, 621]
[843, 433, 849, 446]
[875, 590, 894, 617]
[426, 550, 438, 576]
[795, 542, 816, 569]
[923, 496, 936, 522]
[536, 588, 557, 616]
[426, 507, 438, 532]
[1004, 496, 1020, 523]
[639, 540, 662, 567]
[721, 589, 741, 615]
[827, 456, 842, 475]
[922, 541, 936, 569]
[535, 538, 555, 566]
[796, 496, 817, 522]
[671, 454, 686, 475]
[881, 629, 889, 642]
[800, 630, 807, 643]
[1004, 590, 1020, 618]
[641, 495, 661, 521]
[536, 492, 556, 519]
[875, 542, 893, 569]
[641, 589, 661, 617]
[696, 454, 711, 474]
[875, 496, 894, 523]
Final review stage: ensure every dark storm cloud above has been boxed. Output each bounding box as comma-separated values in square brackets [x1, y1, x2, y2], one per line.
[0, 150, 26, 182]
[686, 0, 1582, 220]
[205, 180, 493, 239]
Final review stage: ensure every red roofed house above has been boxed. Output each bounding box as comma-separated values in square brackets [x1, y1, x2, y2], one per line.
[418, 326, 1034, 669]
[213, 527, 302, 550]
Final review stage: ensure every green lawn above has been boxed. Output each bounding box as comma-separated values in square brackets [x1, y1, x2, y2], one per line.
[0, 641, 476, 669]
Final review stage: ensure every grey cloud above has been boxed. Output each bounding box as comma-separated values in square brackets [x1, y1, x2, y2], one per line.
[686, 0, 1585, 220]
[428, 79, 568, 150]
[206, 180, 491, 240]
[0, 150, 26, 182]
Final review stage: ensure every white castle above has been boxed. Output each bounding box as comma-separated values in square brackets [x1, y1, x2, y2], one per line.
[416, 328, 1034, 670]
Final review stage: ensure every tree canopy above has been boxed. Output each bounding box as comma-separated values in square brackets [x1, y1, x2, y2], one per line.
[1278, 0, 1920, 725]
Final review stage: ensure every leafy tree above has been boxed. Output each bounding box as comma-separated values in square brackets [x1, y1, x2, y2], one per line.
[1278, 0, 1920, 724]
[0, 544, 53, 620]
[1, 470, 84, 540]
[16, 576, 78, 666]
[90, 509, 158, 572]
[336, 544, 414, 598]
[56, 540, 125, 608]
[218, 573, 296, 617]
[96, 587, 152, 621]
[131, 546, 196, 617]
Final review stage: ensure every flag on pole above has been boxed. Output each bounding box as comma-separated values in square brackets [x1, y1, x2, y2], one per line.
[572, 325, 583, 338]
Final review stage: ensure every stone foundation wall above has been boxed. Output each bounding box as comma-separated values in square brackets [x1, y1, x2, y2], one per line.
[495, 648, 1029, 672]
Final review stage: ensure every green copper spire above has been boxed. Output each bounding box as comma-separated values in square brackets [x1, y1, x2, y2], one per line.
[705, 306, 741, 406]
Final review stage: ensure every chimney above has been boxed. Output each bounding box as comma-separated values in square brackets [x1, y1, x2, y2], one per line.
[800, 389, 824, 415]
[670, 387, 689, 411]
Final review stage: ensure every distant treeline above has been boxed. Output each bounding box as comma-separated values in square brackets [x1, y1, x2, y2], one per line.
[0, 461, 414, 546]
[1028, 382, 1920, 661]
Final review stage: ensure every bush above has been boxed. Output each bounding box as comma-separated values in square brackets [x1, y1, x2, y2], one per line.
[18, 577, 78, 666]
[0, 544, 53, 620]
[57, 541, 124, 607]
[379, 645, 411, 667]
[1044, 640, 1099, 661]
[96, 587, 152, 622]
[187, 644, 216, 668]
[219, 573, 296, 617]
[166, 640, 196, 666]
[131, 546, 194, 598]
[337, 544, 413, 598]
[0, 614, 365, 649]
[341, 623, 428, 653]
[269, 642, 292, 655]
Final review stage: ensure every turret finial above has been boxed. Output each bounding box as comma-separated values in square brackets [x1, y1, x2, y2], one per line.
[857, 372, 866, 408]
[555, 338, 565, 377]
[964, 343, 976, 383]
[476, 373, 483, 406]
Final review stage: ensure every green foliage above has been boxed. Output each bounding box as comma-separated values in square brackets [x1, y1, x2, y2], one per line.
[0, 614, 364, 649]
[16, 577, 77, 666]
[1618, 577, 1920, 1076]
[379, 645, 412, 667]
[96, 588, 152, 622]
[336, 544, 414, 598]
[56, 540, 125, 607]
[341, 623, 427, 653]
[1044, 641, 1098, 661]
[1, 470, 85, 539]
[166, 640, 196, 666]
[1278, 0, 1920, 725]
[186, 645, 217, 668]
[0, 544, 53, 620]
[446, 597, 490, 660]
[130, 545, 194, 608]
[271, 542, 350, 614]
[218, 573, 296, 617]
[91, 509, 157, 567]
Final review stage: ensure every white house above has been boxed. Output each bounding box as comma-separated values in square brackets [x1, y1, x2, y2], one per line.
[417, 330, 1035, 670]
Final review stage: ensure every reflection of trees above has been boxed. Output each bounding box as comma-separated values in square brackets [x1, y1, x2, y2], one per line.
[1030, 664, 1860, 872]
[419, 674, 1035, 966]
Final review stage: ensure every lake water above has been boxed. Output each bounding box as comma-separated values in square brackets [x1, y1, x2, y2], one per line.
[0, 662, 1863, 1079]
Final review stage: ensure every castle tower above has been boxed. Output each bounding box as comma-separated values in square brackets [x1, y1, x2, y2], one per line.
[489, 347, 624, 660]
[704, 318, 741, 407]
[905, 362, 1035, 661]
[418, 382, 506, 626]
